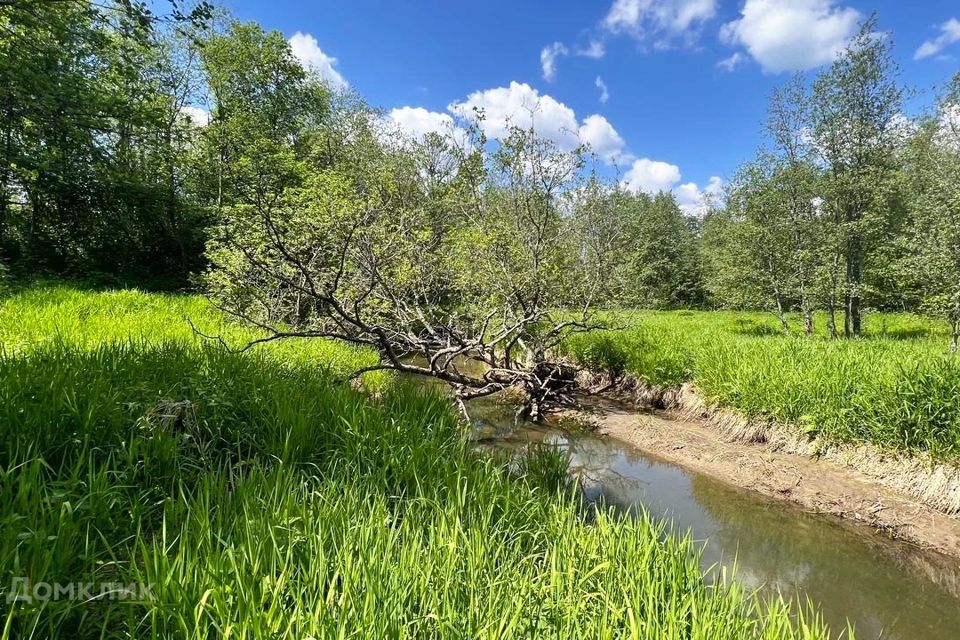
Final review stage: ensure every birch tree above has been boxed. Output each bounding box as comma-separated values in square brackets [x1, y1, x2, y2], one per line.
[811, 17, 903, 337]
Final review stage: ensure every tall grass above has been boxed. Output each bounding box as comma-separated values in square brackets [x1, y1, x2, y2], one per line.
[0, 287, 834, 638]
[565, 310, 960, 458]
[0, 285, 378, 374]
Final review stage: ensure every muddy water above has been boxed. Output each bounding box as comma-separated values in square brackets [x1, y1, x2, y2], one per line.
[467, 400, 960, 640]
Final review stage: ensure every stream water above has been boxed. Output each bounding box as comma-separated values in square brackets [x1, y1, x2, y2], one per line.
[465, 397, 960, 640]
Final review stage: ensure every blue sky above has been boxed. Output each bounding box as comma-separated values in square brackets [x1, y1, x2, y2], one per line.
[220, 0, 959, 212]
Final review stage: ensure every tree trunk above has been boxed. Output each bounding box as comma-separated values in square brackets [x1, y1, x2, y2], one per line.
[0, 98, 11, 250]
[0, 162, 7, 253]
[850, 292, 862, 337]
[164, 127, 187, 274]
[0, 187, 5, 249]
[802, 301, 814, 337]
[774, 291, 789, 334]
[522, 360, 577, 421]
[845, 214, 863, 338]
[827, 299, 838, 340]
[843, 293, 852, 338]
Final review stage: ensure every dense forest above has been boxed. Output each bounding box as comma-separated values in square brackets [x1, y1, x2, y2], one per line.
[1, 2, 958, 343]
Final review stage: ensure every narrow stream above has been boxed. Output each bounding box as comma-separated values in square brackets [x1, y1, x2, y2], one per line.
[466, 398, 960, 640]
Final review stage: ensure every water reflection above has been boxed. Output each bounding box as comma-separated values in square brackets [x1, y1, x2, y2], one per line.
[472, 408, 960, 640]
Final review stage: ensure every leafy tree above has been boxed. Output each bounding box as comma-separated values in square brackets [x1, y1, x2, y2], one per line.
[703, 21, 908, 338]
[811, 17, 904, 336]
[765, 77, 828, 334]
[706, 159, 800, 329]
[206, 93, 620, 417]
[621, 191, 703, 309]
[198, 21, 328, 211]
[572, 184, 704, 310]
[701, 206, 771, 312]
[898, 72, 960, 350]
[0, 0, 212, 283]
[702, 78, 825, 332]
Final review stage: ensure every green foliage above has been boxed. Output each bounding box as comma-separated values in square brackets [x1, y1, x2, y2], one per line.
[621, 192, 704, 308]
[894, 71, 960, 346]
[701, 205, 773, 311]
[0, 1, 212, 282]
[702, 19, 911, 339]
[567, 310, 960, 458]
[0, 287, 833, 638]
[575, 185, 703, 309]
[573, 333, 629, 380]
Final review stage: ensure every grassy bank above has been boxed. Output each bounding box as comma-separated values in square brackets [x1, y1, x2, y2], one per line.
[565, 310, 960, 458]
[0, 287, 832, 638]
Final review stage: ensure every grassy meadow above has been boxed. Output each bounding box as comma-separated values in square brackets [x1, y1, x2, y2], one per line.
[0, 286, 833, 639]
[565, 310, 960, 458]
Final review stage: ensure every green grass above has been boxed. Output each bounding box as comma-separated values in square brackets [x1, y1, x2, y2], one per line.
[565, 310, 960, 458]
[0, 286, 835, 638]
[0, 284, 380, 375]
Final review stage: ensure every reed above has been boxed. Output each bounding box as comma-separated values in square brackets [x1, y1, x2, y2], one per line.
[565, 309, 960, 458]
[0, 287, 835, 638]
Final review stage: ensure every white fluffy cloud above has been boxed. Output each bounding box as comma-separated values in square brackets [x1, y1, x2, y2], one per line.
[540, 42, 568, 82]
[914, 18, 960, 60]
[579, 114, 629, 163]
[596, 76, 610, 103]
[448, 82, 630, 165]
[398, 82, 719, 204]
[720, 0, 860, 73]
[388, 106, 469, 144]
[623, 158, 682, 193]
[604, 0, 717, 46]
[288, 32, 348, 90]
[449, 82, 578, 146]
[623, 158, 722, 214]
[674, 176, 724, 215]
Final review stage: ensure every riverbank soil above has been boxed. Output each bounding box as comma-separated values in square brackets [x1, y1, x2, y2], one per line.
[573, 395, 960, 559]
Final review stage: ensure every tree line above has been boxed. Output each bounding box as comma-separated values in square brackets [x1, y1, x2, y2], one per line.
[0, 0, 700, 306]
[2, 3, 959, 351]
[705, 19, 960, 347]
[0, 0, 217, 285]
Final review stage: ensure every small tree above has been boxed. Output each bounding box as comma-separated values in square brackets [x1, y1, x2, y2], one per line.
[622, 191, 703, 309]
[715, 159, 799, 331]
[766, 76, 827, 335]
[700, 207, 770, 313]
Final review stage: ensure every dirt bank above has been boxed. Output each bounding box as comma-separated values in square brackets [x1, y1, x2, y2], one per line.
[572, 393, 960, 559]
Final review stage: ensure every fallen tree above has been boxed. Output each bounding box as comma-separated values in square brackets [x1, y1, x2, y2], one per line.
[203, 104, 624, 419]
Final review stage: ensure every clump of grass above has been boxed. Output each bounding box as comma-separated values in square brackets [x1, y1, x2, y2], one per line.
[0, 287, 835, 638]
[565, 309, 960, 458]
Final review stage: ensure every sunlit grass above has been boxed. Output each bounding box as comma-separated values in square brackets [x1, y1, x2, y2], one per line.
[0, 287, 835, 638]
[565, 309, 960, 458]
[0, 284, 379, 374]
